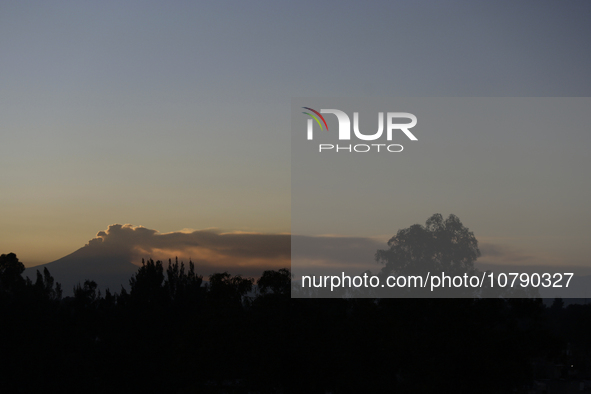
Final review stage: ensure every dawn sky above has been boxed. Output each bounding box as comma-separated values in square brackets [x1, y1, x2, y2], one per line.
[1, 1, 591, 268]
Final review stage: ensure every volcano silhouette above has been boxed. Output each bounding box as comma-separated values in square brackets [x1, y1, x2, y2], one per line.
[24, 239, 139, 296]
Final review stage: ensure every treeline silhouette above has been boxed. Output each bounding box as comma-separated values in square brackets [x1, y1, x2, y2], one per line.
[1, 252, 590, 393]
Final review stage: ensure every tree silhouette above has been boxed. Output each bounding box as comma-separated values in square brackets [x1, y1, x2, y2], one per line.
[164, 257, 203, 302]
[0, 252, 25, 292]
[73, 280, 99, 307]
[374, 213, 539, 298]
[373, 214, 481, 297]
[30, 267, 62, 301]
[129, 258, 166, 306]
[207, 271, 253, 309]
[376, 213, 481, 277]
[257, 268, 291, 296]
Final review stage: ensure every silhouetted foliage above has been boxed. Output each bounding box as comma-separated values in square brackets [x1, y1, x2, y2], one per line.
[74, 280, 99, 307]
[376, 213, 481, 276]
[0, 246, 585, 393]
[31, 267, 63, 301]
[207, 271, 253, 309]
[372, 213, 538, 298]
[0, 252, 25, 292]
[164, 257, 204, 303]
[129, 258, 165, 302]
[257, 267, 291, 296]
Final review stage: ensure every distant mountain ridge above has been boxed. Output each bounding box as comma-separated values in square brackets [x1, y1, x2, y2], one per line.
[24, 242, 139, 296]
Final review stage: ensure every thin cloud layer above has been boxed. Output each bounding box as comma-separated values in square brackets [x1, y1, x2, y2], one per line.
[478, 242, 534, 263]
[83, 226, 388, 278]
[86, 224, 290, 277]
[77, 225, 588, 280]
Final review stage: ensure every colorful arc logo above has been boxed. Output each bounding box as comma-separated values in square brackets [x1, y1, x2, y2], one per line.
[302, 107, 328, 131]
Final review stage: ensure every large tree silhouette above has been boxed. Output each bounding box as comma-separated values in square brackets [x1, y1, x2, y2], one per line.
[376, 213, 481, 277]
[373, 214, 484, 297]
[374, 213, 539, 298]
